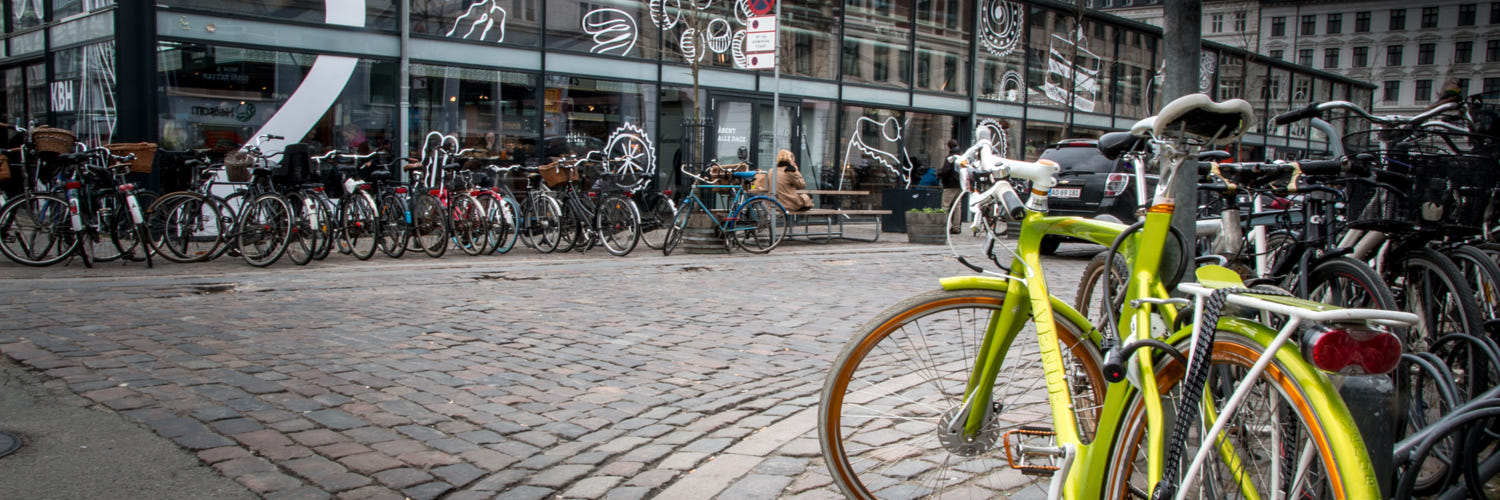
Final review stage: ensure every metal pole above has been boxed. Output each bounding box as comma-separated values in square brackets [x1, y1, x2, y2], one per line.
[399, 0, 411, 162]
[770, 0, 782, 199]
[1162, 0, 1202, 277]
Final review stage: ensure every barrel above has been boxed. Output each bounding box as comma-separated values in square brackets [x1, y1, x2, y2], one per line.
[683, 211, 729, 254]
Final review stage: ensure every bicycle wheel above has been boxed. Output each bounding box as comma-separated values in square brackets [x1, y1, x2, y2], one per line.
[476, 195, 517, 255]
[450, 195, 488, 256]
[147, 192, 218, 263]
[283, 192, 316, 266]
[339, 192, 379, 260]
[821, 288, 1106, 500]
[662, 201, 694, 256]
[376, 192, 407, 258]
[1305, 256, 1398, 311]
[596, 195, 640, 256]
[1395, 353, 1463, 496]
[0, 193, 77, 266]
[731, 197, 789, 254]
[411, 193, 448, 258]
[308, 192, 336, 261]
[525, 193, 564, 253]
[86, 192, 131, 263]
[236, 193, 292, 267]
[494, 196, 521, 254]
[1447, 245, 1500, 336]
[1107, 331, 1379, 500]
[1390, 247, 1486, 397]
[1076, 251, 1129, 328]
[640, 196, 676, 250]
[554, 197, 582, 253]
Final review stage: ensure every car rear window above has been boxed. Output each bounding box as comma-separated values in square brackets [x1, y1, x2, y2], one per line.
[1039, 146, 1117, 173]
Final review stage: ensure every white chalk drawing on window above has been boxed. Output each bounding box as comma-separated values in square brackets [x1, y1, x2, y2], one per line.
[11, 0, 41, 25]
[680, 28, 705, 62]
[979, 0, 1024, 58]
[1043, 27, 1101, 112]
[705, 17, 733, 54]
[839, 116, 915, 189]
[602, 123, 658, 190]
[1200, 52, 1217, 93]
[448, 0, 508, 42]
[731, 31, 750, 67]
[80, 41, 117, 146]
[977, 118, 1009, 158]
[1000, 69, 1024, 102]
[650, 0, 682, 30]
[582, 8, 638, 56]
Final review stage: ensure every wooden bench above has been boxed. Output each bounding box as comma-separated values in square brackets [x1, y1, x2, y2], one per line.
[787, 190, 890, 243]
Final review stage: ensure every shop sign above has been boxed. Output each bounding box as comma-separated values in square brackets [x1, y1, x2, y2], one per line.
[172, 97, 267, 125]
[51, 81, 75, 112]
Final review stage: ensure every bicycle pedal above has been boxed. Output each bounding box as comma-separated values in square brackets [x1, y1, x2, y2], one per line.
[1002, 426, 1062, 476]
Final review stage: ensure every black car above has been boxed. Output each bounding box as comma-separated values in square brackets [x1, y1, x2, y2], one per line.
[1035, 138, 1155, 253]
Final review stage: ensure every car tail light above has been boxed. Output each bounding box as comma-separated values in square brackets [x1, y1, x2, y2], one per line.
[1301, 323, 1402, 375]
[1104, 173, 1129, 197]
[396, 187, 408, 194]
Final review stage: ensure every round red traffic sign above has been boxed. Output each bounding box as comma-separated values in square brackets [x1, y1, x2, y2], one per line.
[748, 0, 775, 16]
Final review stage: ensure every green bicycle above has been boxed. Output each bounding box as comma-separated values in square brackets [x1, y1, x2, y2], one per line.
[819, 94, 1418, 500]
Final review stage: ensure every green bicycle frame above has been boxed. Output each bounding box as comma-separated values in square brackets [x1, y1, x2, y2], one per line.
[937, 207, 1380, 499]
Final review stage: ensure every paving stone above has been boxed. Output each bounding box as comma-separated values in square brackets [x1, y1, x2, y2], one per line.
[334, 485, 405, 500]
[561, 476, 621, 500]
[493, 485, 552, 500]
[235, 471, 304, 494]
[527, 464, 592, 488]
[371, 468, 434, 489]
[264, 486, 332, 500]
[400, 481, 453, 500]
[720, 474, 793, 500]
[305, 409, 367, 430]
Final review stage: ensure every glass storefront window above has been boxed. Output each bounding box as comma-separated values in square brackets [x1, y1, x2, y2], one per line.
[1027, 7, 1106, 111]
[50, 40, 115, 146]
[409, 64, 539, 162]
[800, 99, 837, 191]
[156, 42, 398, 157]
[11, 0, 42, 31]
[976, 115, 1019, 158]
[548, 0, 666, 62]
[843, 0, 912, 89]
[903, 110, 961, 180]
[1023, 121, 1063, 161]
[977, 0, 1025, 103]
[541, 76, 657, 169]
[157, 0, 400, 31]
[1113, 27, 1155, 119]
[410, 0, 541, 47]
[838, 104, 909, 190]
[914, 0, 970, 95]
[782, 3, 839, 80]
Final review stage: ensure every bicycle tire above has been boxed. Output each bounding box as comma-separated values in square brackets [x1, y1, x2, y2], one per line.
[1390, 247, 1487, 397]
[146, 192, 216, 263]
[1306, 255, 1398, 311]
[640, 196, 676, 250]
[308, 191, 336, 261]
[1106, 331, 1382, 500]
[526, 193, 564, 253]
[494, 196, 521, 254]
[820, 288, 1106, 500]
[1076, 251, 1129, 329]
[662, 201, 693, 256]
[732, 196, 788, 254]
[1396, 352, 1463, 496]
[376, 192, 407, 258]
[87, 192, 131, 263]
[411, 193, 448, 258]
[596, 195, 640, 256]
[1447, 245, 1500, 337]
[0, 193, 77, 267]
[283, 192, 316, 266]
[236, 193, 292, 267]
[339, 192, 379, 260]
[450, 195, 488, 256]
[554, 195, 582, 253]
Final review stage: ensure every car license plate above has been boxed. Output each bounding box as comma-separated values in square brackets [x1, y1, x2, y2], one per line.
[1050, 187, 1082, 198]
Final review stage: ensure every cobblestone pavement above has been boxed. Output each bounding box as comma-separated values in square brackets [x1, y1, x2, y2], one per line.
[0, 232, 1100, 500]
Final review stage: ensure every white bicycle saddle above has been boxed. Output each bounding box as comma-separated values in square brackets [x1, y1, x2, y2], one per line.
[1152, 94, 1256, 145]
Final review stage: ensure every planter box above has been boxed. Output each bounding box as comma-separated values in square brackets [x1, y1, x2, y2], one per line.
[881, 187, 942, 232]
[906, 211, 948, 244]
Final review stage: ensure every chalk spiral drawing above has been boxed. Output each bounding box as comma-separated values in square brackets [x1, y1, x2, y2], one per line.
[839, 116, 915, 189]
[447, 0, 507, 42]
[602, 123, 658, 190]
[1000, 70, 1024, 102]
[1043, 26, 1101, 112]
[650, 0, 681, 30]
[979, 0, 1024, 58]
[977, 118, 1009, 158]
[1200, 52, 1216, 93]
[582, 8, 638, 55]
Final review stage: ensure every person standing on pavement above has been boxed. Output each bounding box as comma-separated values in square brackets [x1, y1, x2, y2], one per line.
[937, 138, 963, 232]
[774, 149, 813, 212]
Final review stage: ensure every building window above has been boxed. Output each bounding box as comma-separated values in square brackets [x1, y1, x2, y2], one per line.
[1211, 13, 1224, 33]
[1356, 11, 1372, 32]
[1461, 4, 1477, 25]
[1388, 44, 1404, 65]
[1271, 16, 1286, 36]
[1418, 43, 1435, 64]
[1493, 2, 1500, 23]
[1489, 39, 1500, 61]
[1415, 79, 1433, 102]
[1422, 6, 1439, 28]
[1298, 49, 1314, 66]
[1353, 46, 1369, 67]
[1458, 78, 1471, 95]
[1234, 11, 1247, 32]
[1384, 81, 1401, 102]
[1301, 14, 1317, 35]
[1327, 13, 1343, 34]
[1269, 49, 1284, 60]
[1486, 77, 1500, 94]
[1458, 41, 1474, 63]
[842, 40, 860, 77]
[1391, 8, 1407, 30]
[1325, 48, 1340, 68]
[873, 45, 889, 81]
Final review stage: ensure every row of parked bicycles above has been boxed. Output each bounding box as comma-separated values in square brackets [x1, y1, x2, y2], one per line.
[0, 129, 796, 268]
[819, 93, 1500, 500]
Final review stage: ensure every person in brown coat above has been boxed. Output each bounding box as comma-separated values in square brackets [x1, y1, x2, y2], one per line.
[773, 149, 813, 212]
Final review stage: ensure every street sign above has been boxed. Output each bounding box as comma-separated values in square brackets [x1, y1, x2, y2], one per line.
[746, 53, 776, 69]
[747, 16, 775, 32]
[748, 0, 775, 16]
[746, 31, 776, 53]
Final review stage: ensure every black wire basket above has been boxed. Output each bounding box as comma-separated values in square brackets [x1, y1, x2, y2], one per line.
[1343, 129, 1500, 235]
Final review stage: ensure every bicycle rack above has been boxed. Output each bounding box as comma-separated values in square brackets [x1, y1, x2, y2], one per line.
[1390, 373, 1500, 499]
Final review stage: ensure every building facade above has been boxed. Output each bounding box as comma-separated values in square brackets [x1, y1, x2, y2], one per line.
[1, 0, 1371, 195]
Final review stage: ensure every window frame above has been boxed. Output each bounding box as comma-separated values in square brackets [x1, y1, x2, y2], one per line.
[1353, 46, 1369, 67]
[1383, 80, 1401, 102]
[1390, 8, 1407, 30]
[1324, 47, 1340, 68]
[1271, 16, 1286, 37]
[1417, 43, 1435, 64]
[1421, 6, 1439, 28]
[1387, 44, 1404, 65]
[1355, 11, 1372, 32]
[1327, 13, 1342, 34]
[1301, 14, 1317, 35]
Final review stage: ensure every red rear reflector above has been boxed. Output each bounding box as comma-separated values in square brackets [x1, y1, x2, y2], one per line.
[314, 187, 324, 192]
[396, 187, 408, 194]
[430, 189, 441, 196]
[360, 185, 373, 191]
[120, 183, 135, 192]
[65, 181, 82, 189]
[1302, 324, 1402, 375]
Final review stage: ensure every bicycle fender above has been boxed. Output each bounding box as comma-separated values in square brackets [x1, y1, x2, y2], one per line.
[939, 276, 1103, 346]
[1165, 317, 1382, 500]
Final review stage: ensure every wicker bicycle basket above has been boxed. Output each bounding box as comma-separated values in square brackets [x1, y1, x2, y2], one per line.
[537, 160, 580, 188]
[31, 127, 76, 156]
[104, 142, 158, 174]
[702, 162, 751, 193]
[0, 154, 10, 183]
[1343, 129, 1500, 234]
[224, 150, 254, 183]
